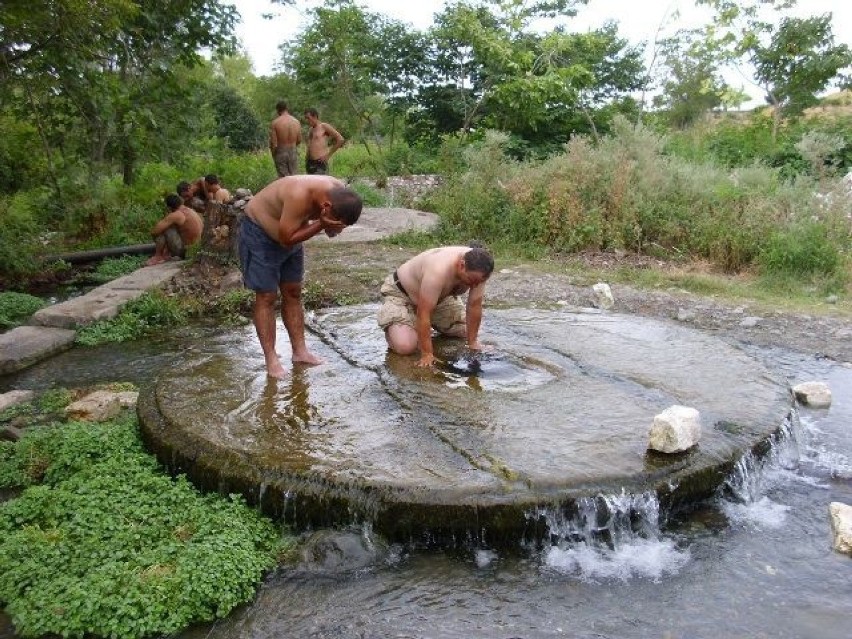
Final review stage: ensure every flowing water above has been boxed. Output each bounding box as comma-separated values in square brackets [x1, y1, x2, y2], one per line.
[1, 317, 851, 639]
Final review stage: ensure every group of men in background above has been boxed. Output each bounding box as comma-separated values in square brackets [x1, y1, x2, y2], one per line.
[269, 102, 345, 178]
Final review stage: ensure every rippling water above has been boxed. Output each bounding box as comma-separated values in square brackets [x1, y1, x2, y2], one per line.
[2, 324, 851, 639]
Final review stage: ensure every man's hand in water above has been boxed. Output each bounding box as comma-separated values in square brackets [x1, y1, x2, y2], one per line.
[468, 341, 494, 352]
[416, 353, 439, 368]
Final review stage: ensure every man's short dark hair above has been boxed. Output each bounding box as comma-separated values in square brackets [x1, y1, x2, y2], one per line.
[176, 181, 191, 195]
[305, 107, 319, 118]
[204, 174, 219, 185]
[276, 100, 288, 114]
[464, 247, 494, 276]
[328, 187, 362, 225]
[165, 194, 182, 210]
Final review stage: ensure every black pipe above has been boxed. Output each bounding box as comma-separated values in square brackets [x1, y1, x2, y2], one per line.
[42, 243, 156, 265]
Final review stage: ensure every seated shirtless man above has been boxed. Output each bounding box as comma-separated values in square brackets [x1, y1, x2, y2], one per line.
[240, 175, 363, 378]
[145, 194, 204, 266]
[378, 245, 494, 367]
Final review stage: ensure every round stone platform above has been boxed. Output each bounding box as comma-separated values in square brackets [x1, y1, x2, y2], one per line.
[138, 306, 793, 543]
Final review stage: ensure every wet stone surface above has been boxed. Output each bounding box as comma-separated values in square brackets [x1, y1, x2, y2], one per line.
[138, 305, 793, 542]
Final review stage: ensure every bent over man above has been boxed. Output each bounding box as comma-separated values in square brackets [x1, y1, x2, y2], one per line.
[240, 175, 363, 378]
[378, 245, 494, 367]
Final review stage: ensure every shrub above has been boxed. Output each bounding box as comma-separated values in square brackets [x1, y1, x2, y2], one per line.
[0, 415, 283, 638]
[0, 291, 46, 329]
[758, 219, 843, 277]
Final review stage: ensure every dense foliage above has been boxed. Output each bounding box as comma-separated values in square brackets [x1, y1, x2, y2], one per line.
[0, 414, 283, 638]
[0, 0, 850, 289]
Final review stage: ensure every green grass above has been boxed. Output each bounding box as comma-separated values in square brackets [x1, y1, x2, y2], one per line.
[0, 291, 46, 329]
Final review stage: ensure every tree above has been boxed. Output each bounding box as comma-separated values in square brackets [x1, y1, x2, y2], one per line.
[286, 0, 429, 167]
[1, 1, 240, 188]
[654, 30, 731, 128]
[418, 0, 643, 149]
[209, 85, 266, 152]
[751, 16, 852, 122]
[697, 0, 852, 139]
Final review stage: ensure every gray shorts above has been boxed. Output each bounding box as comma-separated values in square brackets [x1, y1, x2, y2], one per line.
[238, 217, 304, 292]
[273, 146, 298, 177]
[155, 226, 185, 259]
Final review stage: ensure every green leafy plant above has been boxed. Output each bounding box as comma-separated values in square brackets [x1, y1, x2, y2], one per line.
[0, 415, 285, 638]
[85, 255, 148, 284]
[76, 291, 188, 346]
[0, 291, 46, 329]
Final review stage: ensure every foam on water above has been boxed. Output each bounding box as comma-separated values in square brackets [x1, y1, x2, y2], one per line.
[721, 496, 790, 529]
[544, 537, 689, 582]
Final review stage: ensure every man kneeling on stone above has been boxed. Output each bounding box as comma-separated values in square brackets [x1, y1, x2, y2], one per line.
[378, 244, 494, 367]
[145, 194, 203, 266]
[240, 175, 363, 378]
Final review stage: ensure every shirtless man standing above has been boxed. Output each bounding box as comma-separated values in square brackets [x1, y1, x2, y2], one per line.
[145, 194, 204, 266]
[269, 101, 302, 177]
[240, 175, 363, 378]
[304, 108, 345, 175]
[377, 245, 494, 367]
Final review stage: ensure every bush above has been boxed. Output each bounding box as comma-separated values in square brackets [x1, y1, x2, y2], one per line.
[424, 118, 849, 280]
[0, 415, 283, 638]
[0, 291, 46, 329]
[758, 219, 843, 277]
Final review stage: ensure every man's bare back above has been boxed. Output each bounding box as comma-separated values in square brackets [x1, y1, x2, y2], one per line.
[396, 246, 481, 306]
[246, 175, 346, 244]
[270, 113, 301, 150]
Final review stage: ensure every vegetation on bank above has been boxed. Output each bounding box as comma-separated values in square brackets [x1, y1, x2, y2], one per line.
[0, 409, 286, 638]
[0, 292, 46, 330]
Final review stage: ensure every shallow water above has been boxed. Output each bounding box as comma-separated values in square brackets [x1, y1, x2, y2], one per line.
[1, 317, 851, 638]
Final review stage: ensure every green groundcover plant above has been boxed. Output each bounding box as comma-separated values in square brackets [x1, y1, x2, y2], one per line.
[0, 292, 46, 330]
[0, 415, 285, 638]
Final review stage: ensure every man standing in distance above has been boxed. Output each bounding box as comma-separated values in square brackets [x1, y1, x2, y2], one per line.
[269, 101, 302, 177]
[240, 175, 363, 378]
[304, 107, 345, 175]
[378, 245, 494, 367]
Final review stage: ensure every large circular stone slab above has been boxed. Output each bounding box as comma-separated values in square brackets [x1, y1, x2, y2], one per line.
[138, 306, 793, 543]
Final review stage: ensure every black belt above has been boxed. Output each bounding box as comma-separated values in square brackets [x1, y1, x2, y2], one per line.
[393, 270, 410, 298]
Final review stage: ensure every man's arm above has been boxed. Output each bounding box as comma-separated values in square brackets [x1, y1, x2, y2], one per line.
[414, 273, 442, 367]
[277, 208, 345, 246]
[151, 210, 185, 237]
[322, 124, 345, 160]
[465, 285, 486, 350]
[269, 123, 278, 153]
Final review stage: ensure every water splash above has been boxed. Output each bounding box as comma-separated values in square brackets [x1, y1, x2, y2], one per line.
[719, 411, 805, 528]
[533, 491, 690, 582]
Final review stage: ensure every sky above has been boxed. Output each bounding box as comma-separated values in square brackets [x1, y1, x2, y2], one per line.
[232, 0, 852, 108]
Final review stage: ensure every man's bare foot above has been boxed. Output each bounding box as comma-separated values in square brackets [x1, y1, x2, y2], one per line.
[266, 357, 288, 378]
[145, 256, 167, 267]
[292, 350, 324, 366]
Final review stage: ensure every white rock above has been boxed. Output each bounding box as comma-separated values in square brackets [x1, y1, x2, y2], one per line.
[592, 283, 614, 310]
[829, 502, 852, 556]
[65, 390, 122, 422]
[0, 390, 35, 412]
[740, 316, 761, 328]
[792, 381, 832, 408]
[648, 405, 702, 453]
